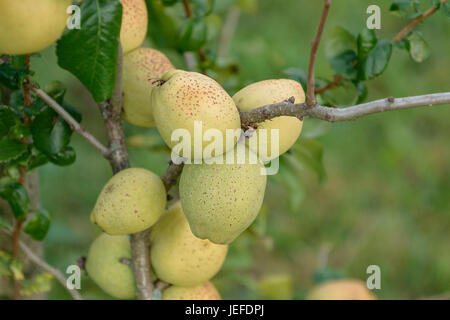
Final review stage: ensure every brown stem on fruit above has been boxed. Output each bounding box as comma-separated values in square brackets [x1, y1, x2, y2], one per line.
[151, 78, 166, 86]
[155, 280, 170, 291]
[392, 0, 447, 42]
[306, 0, 331, 107]
[239, 92, 450, 126]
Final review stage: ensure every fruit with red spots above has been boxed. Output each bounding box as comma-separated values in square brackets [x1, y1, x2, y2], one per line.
[162, 281, 221, 300]
[150, 202, 228, 287]
[119, 0, 148, 53]
[122, 48, 174, 127]
[90, 168, 166, 235]
[179, 146, 267, 244]
[151, 70, 241, 160]
[233, 79, 305, 161]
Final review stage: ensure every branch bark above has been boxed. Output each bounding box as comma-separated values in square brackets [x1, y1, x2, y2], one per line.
[306, 0, 331, 107]
[97, 45, 153, 300]
[240, 92, 450, 125]
[161, 161, 184, 192]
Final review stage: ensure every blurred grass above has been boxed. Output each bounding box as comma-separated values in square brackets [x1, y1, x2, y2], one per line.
[28, 0, 449, 299]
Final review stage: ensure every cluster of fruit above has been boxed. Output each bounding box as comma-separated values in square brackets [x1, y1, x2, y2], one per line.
[87, 1, 307, 300]
[0, 0, 307, 300]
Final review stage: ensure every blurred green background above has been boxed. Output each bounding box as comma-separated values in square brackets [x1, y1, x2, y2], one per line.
[29, 0, 449, 299]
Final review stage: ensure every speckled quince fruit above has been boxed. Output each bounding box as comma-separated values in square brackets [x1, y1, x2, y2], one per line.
[150, 201, 228, 287]
[232, 79, 305, 161]
[90, 168, 166, 235]
[306, 279, 377, 300]
[162, 281, 221, 300]
[179, 146, 267, 244]
[119, 0, 148, 53]
[122, 47, 174, 127]
[0, 0, 70, 55]
[86, 233, 135, 299]
[151, 70, 241, 160]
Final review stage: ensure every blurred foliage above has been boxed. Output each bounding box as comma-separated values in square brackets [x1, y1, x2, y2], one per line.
[0, 0, 449, 300]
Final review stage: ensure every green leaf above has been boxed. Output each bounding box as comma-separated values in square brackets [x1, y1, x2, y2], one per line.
[31, 103, 80, 156]
[56, 0, 122, 102]
[329, 50, 358, 80]
[325, 27, 357, 59]
[24, 209, 51, 241]
[361, 40, 392, 80]
[146, 0, 178, 48]
[390, 0, 414, 12]
[27, 147, 49, 170]
[0, 182, 31, 218]
[283, 68, 308, 89]
[325, 27, 358, 80]
[48, 146, 76, 166]
[0, 105, 17, 137]
[191, 0, 215, 17]
[0, 140, 27, 163]
[407, 33, 431, 62]
[0, 61, 32, 90]
[20, 272, 53, 297]
[177, 17, 208, 52]
[357, 28, 378, 61]
[44, 81, 67, 105]
[292, 139, 327, 183]
[354, 81, 368, 104]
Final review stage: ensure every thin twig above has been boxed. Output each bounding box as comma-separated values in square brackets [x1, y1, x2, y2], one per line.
[392, 0, 447, 42]
[240, 92, 450, 125]
[31, 87, 111, 158]
[1, 228, 83, 300]
[306, 0, 331, 107]
[181, 0, 192, 17]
